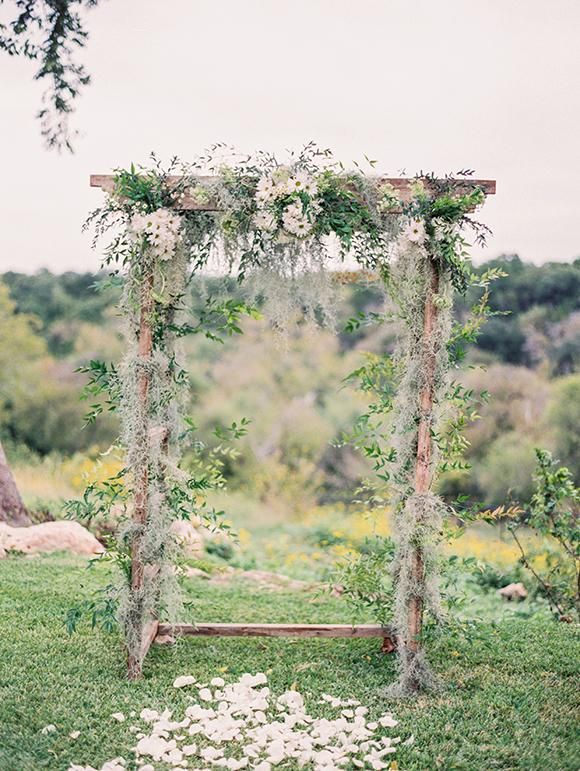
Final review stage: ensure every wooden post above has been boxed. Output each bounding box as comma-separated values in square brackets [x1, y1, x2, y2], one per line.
[127, 270, 154, 680]
[406, 254, 440, 670]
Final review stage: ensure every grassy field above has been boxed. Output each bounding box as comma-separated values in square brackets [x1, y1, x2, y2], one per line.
[0, 553, 578, 771]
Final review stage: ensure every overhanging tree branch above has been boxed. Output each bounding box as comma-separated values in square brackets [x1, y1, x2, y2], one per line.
[0, 0, 101, 151]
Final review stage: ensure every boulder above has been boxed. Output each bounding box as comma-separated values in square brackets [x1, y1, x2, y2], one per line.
[0, 521, 104, 556]
[170, 519, 204, 558]
[498, 582, 528, 601]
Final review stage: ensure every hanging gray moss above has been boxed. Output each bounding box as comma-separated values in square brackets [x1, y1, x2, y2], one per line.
[338, 181, 495, 696]
[114, 246, 190, 669]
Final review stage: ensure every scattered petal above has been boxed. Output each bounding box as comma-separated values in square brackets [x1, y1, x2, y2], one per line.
[69, 673, 407, 771]
[173, 675, 196, 689]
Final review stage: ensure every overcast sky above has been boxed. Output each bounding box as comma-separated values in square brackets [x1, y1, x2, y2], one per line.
[1, 0, 578, 273]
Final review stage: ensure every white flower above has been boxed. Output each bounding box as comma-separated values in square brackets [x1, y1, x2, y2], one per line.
[129, 208, 182, 261]
[282, 201, 311, 238]
[403, 219, 426, 244]
[256, 176, 277, 203]
[377, 182, 400, 213]
[286, 172, 317, 197]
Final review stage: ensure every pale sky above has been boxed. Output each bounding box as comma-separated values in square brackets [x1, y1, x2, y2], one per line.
[1, 0, 579, 273]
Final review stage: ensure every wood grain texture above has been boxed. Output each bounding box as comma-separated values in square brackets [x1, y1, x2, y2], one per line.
[140, 619, 159, 661]
[90, 174, 496, 211]
[127, 271, 154, 681]
[156, 623, 394, 639]
[406, 255, 441, 661]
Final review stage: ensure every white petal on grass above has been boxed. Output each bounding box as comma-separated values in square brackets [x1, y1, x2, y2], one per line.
[139, 709, 160, 723]
[173, 675, 197, 688]
[111, 713, 125, 722]
[100, 759, 126, 771]
[41, 724, 56, 735]
[70, 672, 407, 771]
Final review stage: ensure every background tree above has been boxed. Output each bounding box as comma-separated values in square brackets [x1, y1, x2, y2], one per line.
[0, 0, 101, 151]
[0, 439, 30, 525]
[0, 283, 43, 524]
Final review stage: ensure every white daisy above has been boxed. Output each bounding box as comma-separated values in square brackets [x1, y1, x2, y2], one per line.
[403, 218, 426, 244]
[286, 172, 318, 197]
[255, 176, 277, 203]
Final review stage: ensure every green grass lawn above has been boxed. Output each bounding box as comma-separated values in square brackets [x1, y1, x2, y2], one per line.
[0, 553, 578, 771]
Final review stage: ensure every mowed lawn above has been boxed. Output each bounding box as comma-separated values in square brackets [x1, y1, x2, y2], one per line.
[0, 554, 578, 771]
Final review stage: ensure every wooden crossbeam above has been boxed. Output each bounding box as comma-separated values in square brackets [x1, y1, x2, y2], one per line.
[90, 174, 496, 211]
[157, 622, 393, 639]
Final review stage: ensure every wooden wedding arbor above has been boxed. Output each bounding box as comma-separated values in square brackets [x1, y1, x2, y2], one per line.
[91, 173, 496, 679]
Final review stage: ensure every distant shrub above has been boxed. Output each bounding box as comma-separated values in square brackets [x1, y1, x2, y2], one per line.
[205, 539, 235, 562]
[503, 450, 579, 622]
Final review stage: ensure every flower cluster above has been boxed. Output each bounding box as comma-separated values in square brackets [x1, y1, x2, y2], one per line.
[253, 168, 319, 240]
[376, 182, 401, 214]
[68, 672, 405, 771]
[129, 208, 182, 261]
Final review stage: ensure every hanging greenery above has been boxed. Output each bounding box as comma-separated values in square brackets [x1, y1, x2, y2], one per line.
[71, 145, 494, 688]
[339, 180, 502, 695]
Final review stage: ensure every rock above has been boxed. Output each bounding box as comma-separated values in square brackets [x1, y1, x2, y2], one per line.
[498, 582, 528, 601]
[170, 519, 204, 558]
[0, 521, 103, 556]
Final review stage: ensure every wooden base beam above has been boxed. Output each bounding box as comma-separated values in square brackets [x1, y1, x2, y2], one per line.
[157, 622, 395, 645]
